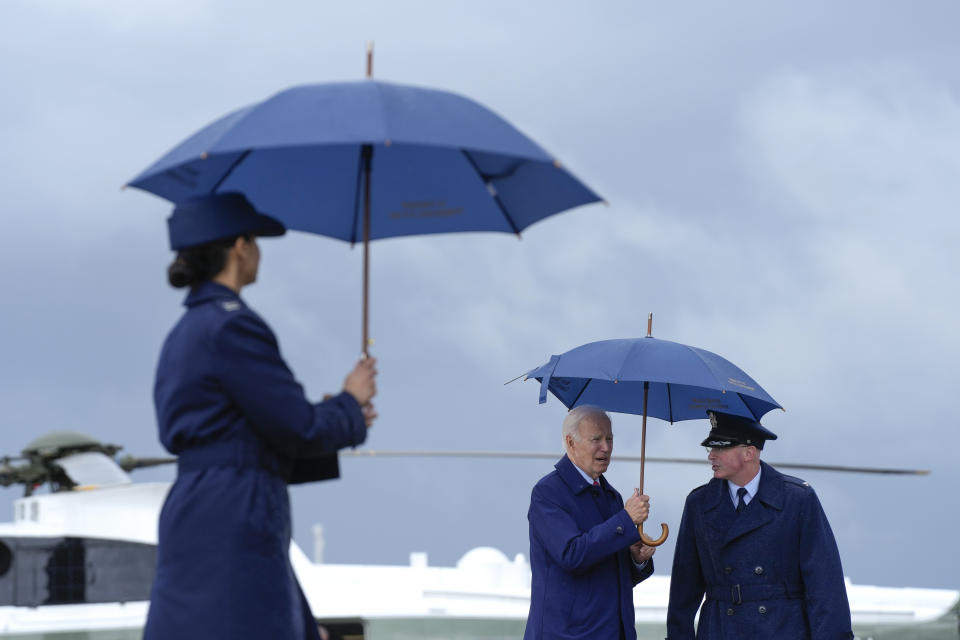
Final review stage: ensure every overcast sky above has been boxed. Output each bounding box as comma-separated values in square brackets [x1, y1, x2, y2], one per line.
[1, 1, 958, 591]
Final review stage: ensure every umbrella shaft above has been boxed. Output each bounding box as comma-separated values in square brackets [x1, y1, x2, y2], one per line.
[362, 145, 372, 358]
[639, 382, 649, 494]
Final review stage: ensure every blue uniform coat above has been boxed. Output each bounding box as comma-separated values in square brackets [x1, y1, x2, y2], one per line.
[525, 456, 654, 640]
[666, 461, 853, 639]
[143, 282, 367, 640]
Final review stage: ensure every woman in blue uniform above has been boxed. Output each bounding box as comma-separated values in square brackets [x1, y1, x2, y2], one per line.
[144, 192, 377, 640]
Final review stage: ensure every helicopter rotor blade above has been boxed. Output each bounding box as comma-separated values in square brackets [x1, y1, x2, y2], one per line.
[117, 456, 178, 472]
[340, 450, 929, 476]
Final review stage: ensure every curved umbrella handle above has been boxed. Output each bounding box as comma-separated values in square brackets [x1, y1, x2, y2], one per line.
[638, 521, 669, 547]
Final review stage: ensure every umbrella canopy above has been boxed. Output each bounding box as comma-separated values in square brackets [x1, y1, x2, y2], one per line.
[526, 336, 782, 422]
[128, 78, 601, 354]
[523, 322, 782, 547]
[128, 80, 600, 240]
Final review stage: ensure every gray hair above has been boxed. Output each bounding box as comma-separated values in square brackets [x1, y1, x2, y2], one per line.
[561, 406, 610, 451]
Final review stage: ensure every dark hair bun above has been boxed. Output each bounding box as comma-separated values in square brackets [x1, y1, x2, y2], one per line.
[166, 236, 236, 288]
[167, 257, 196, 288]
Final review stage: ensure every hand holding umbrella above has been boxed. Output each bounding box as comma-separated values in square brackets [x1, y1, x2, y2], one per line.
[343, 356, 378, 427]
[624, 488, 651, 528]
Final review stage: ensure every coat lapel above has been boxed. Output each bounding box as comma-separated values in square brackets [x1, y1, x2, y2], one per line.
[702, 480, 735, 548]
[722, 461, 783, 546]
[595, 475, 616, 519]
[555, 456, 607, 522]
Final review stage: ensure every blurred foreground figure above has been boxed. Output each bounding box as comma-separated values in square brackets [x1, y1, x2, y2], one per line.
[144, 193, 377, 640]
[525, 406, 655, 640]
[666, 411, 852, 639]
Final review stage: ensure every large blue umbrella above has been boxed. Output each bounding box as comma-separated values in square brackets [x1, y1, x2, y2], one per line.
[128, 57, 600, 354]
[524, 315, 782, 545]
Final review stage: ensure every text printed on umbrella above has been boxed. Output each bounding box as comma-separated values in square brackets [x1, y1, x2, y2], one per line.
[725, 378, 756, 391]
[688, 398, 730, 410]
[390, 200, 464, 220]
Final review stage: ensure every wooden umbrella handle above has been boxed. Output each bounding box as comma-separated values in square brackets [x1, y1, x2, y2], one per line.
[638, 522, 669, 547]
[638, 313, 668, 549]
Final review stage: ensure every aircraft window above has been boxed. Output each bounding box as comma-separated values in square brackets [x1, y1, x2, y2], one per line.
[85, 538, 157, 603]
[0, 536, 156, 607]
[0, 541, 10, 576]
[45, 538, 86, 604]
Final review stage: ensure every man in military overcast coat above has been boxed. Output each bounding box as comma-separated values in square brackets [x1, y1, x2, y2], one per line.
[666, 411, 853, 639]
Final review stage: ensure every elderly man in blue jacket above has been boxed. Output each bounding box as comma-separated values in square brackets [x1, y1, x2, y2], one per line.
[524, 406, 656, 640]
[666, 411, 853, 639]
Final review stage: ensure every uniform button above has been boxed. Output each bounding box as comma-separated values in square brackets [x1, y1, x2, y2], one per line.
[723, 566, 732, 575]
[758, 606, 767, 614]
[616, 525, 623, 534]
[726, 608, 735, 616]
[754, 566, 764, 575]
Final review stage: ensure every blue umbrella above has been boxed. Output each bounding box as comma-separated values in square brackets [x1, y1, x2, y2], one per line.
[128, 52, 600, 355]
[524, 315, 782, 545]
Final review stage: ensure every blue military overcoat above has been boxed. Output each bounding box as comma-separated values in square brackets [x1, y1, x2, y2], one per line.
[666, 461, 853, 639]
[525, 455, 654, 640]
[143, 282, 367, 640]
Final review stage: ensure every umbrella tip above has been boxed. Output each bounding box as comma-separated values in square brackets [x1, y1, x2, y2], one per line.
[503, 373, 527, 385]
[366, 41, 374, 78]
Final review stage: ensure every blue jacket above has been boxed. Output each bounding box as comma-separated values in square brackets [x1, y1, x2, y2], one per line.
[666, 461, 853, 639]
[525, 456, 654, 640]
[144, 282, 367, 640]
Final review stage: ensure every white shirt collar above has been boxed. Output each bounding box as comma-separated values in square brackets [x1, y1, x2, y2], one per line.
[570, 457, 600, 486]
[729, 465, 761, 507]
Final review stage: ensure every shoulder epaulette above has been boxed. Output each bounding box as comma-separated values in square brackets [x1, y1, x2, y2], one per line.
[688, 481, 710, 496]
[782, 474, 811, 489]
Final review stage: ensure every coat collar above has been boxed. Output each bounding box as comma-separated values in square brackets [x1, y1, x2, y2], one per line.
[703, 460, 784, 510]
[721, 461, 785, 545]
[555, 455, 608, 496]
[753, 460, 785, 510]
[699, 461, 786, 547]
[184, 281, 244, 308]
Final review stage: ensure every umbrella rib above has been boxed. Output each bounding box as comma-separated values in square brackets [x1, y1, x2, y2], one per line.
[683, 344, 780, 418]
[460, 150, 521, 236]
[667, 383, 674, 424]
[349, 145, 368, 247]
[568, 378, 592, 408]
[209, 150, 252, 194]
[737, 392, 762, 421]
